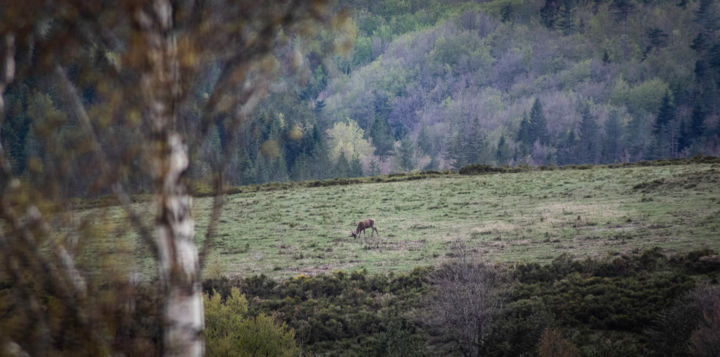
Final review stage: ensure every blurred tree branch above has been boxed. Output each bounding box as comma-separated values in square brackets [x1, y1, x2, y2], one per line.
[0, 0, 342, 356]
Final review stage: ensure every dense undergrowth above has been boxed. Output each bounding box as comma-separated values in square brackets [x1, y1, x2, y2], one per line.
[202, 249, 720, 356]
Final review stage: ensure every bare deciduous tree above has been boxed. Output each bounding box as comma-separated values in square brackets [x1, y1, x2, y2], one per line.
[421, 257, 509, 357]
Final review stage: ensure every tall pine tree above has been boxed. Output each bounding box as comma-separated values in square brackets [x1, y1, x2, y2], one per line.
[653, 91, 677, 159]
[529, 99, 549, 145]
[601, 110, 623, 163]
[578, 104, 600, 164]
[370, 116, 395, 161]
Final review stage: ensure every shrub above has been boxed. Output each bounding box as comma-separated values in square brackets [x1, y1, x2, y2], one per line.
[204, 288, 299, 357]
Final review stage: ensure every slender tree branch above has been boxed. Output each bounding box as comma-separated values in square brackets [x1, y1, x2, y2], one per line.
[0, 33, 17, 189]
[54, 64, 160, 261]
[198, 171, 224, 270]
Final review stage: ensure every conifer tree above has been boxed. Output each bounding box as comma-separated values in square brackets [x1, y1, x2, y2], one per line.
[517, 112, 532, 149]
[350, 155, 364, 177]
[417, 124, 433, 155]
[368, 159, 381, 176]
[557, 129, 578, 165]
[397, 136, 416, 171]
[602, 110, 623, 163]
[371, 116, 395, 160]
[495, 135, 511, 165]
[334, 151, 350, 177]
[578, 104, 600, 164]
[653, 91, 677, 158]
[529, 99, 549, 145]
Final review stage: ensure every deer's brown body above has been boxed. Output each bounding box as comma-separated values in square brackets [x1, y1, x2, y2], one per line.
[351, 219, 379, 238]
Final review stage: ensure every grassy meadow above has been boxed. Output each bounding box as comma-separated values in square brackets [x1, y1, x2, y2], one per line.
[201, 162, 720, 279]
[82, 162, 720, 280]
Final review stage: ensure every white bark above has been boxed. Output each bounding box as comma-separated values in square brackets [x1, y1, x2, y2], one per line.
[136, 1, 204, 355]
[156, 134, 204, 357]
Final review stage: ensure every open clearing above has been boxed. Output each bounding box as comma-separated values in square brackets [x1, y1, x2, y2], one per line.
[83, 163, 720, 279]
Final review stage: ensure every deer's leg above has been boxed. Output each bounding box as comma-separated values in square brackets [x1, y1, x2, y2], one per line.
[373, 227, 379, 236]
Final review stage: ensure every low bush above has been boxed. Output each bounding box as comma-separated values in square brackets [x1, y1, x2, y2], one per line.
[201, 249, 720, 356]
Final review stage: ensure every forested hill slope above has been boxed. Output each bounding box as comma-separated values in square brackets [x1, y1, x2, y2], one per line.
[319, 0, 720, 171]
[3, 0, 720, 188]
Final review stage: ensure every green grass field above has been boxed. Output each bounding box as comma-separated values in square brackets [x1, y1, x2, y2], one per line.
[84, 162, 720, 280]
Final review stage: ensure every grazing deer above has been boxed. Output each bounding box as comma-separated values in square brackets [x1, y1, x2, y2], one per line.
[350, 219, 379, 239]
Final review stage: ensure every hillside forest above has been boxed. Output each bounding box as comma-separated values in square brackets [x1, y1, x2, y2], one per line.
[3, 0, 720, 191]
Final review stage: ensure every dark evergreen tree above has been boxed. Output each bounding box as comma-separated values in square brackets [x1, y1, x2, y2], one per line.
[647, 28, 669, 49]
[654, 92, 676, 135]
[495, 135, 511, 165]
[517, 112, 532, 147]
[602, 50, 611, 64]
[601, 110, 623, 163]
[557, 129, 578, 165]
[653, 91, 677, 158]
[371, 116, 395, 160]
[501, 3, 513, 23]
[556, 0, 575, 35]
[689, 104, 707, 139]
[397, 136, 415, 171]
[643, 28, 669, 59]
[695, 0, 719, 32]
[417, 124, 433, 155]
[691, 33, 710, 59]
[314, 99, 326, 118]
[529, 99, 549, 145]
[308, 124, 333, 180]
[350, 155, 364, 177]
[611, 0, 634, 23]
[334, 151, 350, 178]
[368, 159, 381, 176]
[540, 0, 561, 28]
[268, 154, 289, 182]
[372, 91, 393, 136]
[290, 153, 312, 181]
[578, 104, 600, 164]
[679, 104, 707, 154]
[709, 42, 720, 73]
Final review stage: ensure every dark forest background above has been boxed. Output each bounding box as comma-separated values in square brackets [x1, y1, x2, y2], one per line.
[3, 0, 720, 192]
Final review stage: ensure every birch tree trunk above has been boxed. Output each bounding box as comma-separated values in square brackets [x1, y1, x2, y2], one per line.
[137, 1, 204, 356]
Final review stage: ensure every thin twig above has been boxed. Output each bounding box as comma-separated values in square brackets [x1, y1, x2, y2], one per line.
[54, 64, 160, 261]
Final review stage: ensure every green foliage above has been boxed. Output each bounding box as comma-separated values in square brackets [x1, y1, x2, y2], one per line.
[202, 250, 720, 356]
[397, 136, 415, 171]
[612, 77, 670, 115]
[6, 0, 720, 185]
[326, 119, 375, 162]
[601, 110, 623, 163]
[334, 151, 351, 177]
[578, 104, 599, 164]
[204, 288, 300, 357]
[529, 98, 549, 145]
[370, 116, 395, 159]
[350, 154, 364, 177]
[205, 268, 430, 356]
